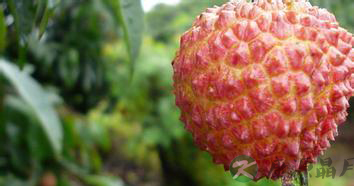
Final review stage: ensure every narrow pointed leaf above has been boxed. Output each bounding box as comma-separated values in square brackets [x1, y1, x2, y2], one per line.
[105, 0, 144, 72]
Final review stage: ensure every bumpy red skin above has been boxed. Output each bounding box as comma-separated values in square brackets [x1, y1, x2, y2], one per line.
[172, 0, 354, 181]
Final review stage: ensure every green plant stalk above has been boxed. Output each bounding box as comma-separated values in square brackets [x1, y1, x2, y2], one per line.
[7, 0, 27, 69]
[0, 77, 4, 112]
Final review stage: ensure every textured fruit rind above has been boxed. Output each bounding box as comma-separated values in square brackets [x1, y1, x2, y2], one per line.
[172, 0, 354, 180]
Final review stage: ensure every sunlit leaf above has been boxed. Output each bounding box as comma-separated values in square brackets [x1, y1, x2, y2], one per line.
[0, 60, 63, 157]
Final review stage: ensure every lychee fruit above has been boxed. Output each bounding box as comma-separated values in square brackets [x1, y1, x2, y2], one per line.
[172, 0, 353, 180]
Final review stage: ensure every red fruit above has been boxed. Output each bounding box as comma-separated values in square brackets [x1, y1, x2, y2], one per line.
[172, 0, 353, 181]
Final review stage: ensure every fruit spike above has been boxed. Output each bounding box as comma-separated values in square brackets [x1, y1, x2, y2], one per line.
[172, 0, 353, 181]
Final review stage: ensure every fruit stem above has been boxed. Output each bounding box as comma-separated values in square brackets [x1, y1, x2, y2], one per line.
[281, 172, 295, 186]
[299, 169, 309, 186]
[281, 169, 309, 186]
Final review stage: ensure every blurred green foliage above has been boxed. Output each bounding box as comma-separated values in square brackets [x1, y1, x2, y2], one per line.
[0, 0, 353, 186]
[0, 0, 143, 185]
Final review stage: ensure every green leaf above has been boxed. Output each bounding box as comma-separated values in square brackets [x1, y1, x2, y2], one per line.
[27, 120, 53, 161]
[0, 60, 63, 157]
[0, 6, 7, 53]
[8, 0, 36, 38]
[7, 0, 36, 67]
[9, 0, 60, 39]
[6, 122, 28, 172]
[0, 174, 27, 186]
[119, 0, 144, 62]
[106, 0, 144, 72]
